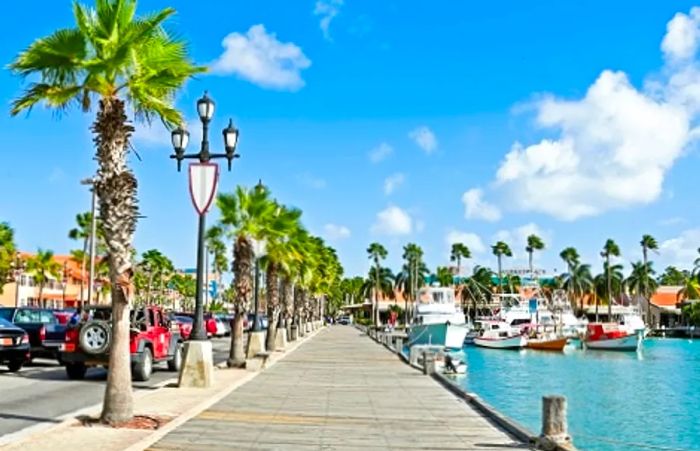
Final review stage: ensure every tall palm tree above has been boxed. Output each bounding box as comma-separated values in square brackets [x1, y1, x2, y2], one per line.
[491, 241, 512, 293]
[138, 249, 173, 304]
[559, 247, 580, 310]
[435, 266, 454, 287]
[561, 263, 593, 312]
[525, 234, 545, 282]
[362, 266, 394, 303]
[217, 185, 278, 367]
[366, 243, 388, 325]
[25, 249, 62, 307]
[261, 203, 302, 352]
[400, 243, 423, 324]
[640, 235, 658, 326]
[449, 243, 471, 279]
[600, 239, 621, 321]
[0, 223, 16, 292]
[10, 0, 204, 423]
[461, 266, 495, 317]
[627, 261, 658, 307]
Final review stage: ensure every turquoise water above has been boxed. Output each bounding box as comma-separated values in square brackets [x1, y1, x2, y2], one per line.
[458, 339, 700, 451]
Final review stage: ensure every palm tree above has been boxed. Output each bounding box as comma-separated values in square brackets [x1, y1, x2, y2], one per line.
[400, 243, 424, 324]
[366, 243, 388, 325]
[68, 212, 93, 302]
[449, 243, 471, 279]
[627, 261, 658, 308]
[10, 0, 204, 423]
[561, 263, 593, 312]
[362, 266, 394, 303]
[435, 266, 454, 287]
[559, 247, 580, 310]
[217, 185, 278, 367]
[261, 203, 302, 352]
[525, 234, 545, 282]
[25, 249, 62, 307]
[138, 249, 173, 304]
[600, 239, 621, 321]
[205, 225, 229, 305]
[0, 223, 16, 292]
[640, 235, 658, 326]
[491, 241, 512, 293]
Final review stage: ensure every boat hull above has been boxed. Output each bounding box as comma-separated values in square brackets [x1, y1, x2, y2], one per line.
[585, 332, 642, 352]
[408, 323, 468, 349]
[474, 335, 527, 349]
[527, 337, 568, 351]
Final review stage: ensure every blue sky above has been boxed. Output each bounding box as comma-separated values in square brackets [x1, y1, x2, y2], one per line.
[3, 0, 700, 278]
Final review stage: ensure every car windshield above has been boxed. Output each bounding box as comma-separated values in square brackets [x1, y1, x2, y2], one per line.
[0, 309, 13, 322]
[0, 317, 15, 328]
[175, 316, 193, 323]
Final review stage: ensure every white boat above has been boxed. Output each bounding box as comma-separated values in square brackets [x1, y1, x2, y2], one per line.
[495, 291, 556, 332]
[473, 320, 527, 349]
[408, 286, 469, 350]
[618, 308, 647, 338]
[584, 323, 642, 352]
[550, 290, 588, 338]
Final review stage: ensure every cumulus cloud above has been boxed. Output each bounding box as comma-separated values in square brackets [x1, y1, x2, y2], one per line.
[445, 229, 486, 254]
[480, 8, 700, 221]
[384, 173, 405, 195]
[323, 223, 351, 240]
[314, 0, 343, 41]
[659, 228, 700, 268]
[408, 126, 438, 154]
[462, 188, 502, 222]
[369, 142, 393, 163]
[211, 25, 311, 90]
[371, 205, 412, 236]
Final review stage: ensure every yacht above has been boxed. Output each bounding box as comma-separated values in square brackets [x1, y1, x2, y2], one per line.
[408, 286, 469, 350]
[495, 293, 555, 331]
[473, 320, 527, 349]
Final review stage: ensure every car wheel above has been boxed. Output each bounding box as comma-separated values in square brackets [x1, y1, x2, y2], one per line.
[7, 360, 23, 372]
[79, 321, 112, 355]
[65, 363, 87, 380]
[132, 347, 153, 382]
[167, 342, 183, 372]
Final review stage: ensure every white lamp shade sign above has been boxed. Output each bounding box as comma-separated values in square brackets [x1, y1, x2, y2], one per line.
[188, 163, 219, 215]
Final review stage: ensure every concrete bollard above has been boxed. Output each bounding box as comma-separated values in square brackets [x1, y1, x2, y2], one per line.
[395, 337, 403, 354]
[409, 346, 420, 366]
[537, 395, 573, 450]
[290, 324, 298, 341]
[422, 351, 436, 375]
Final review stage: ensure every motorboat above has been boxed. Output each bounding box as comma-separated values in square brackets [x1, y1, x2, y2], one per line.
[527, 333, 568, 351]
[584, 323, 642, 352]
[473, 321, 527, 349]
[408, 286, 469, 350]
[550, 289, 588, 338]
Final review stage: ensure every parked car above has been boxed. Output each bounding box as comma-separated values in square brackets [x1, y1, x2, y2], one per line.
[246, 313, 268, 332]
[214, 314, 231, 336]
[0, 307, 66, 361]
[60, 305, 182, 381]
[0, 318, 30, 372]
[337, 315, 351, 325]
[174, 312, 218, 338]
[171, 315, 193, 340]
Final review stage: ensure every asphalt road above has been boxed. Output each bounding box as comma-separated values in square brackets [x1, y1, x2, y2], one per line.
[0, 337, 232, 439]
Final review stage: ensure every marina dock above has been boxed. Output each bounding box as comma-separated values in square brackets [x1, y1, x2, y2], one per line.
[149, 325, 528, 450]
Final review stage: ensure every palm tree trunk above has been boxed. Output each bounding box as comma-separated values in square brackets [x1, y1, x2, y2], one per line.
[228, 236, 252, 367]
[93, 98, 138, 424]
[529, 251, 533, 281]
[643, 247, 651, 327]
[265, 263, 280, 352]
[374, 262, 380, 326]
[497, 256, 503, 294]
[607, 255, 612, 320]
[38, 283, 44, 308]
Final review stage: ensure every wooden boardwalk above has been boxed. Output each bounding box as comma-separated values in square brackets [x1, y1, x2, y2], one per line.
[149, 326, 528, 450]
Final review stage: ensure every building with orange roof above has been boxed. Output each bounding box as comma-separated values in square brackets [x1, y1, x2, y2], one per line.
[0, 251, 110, 309]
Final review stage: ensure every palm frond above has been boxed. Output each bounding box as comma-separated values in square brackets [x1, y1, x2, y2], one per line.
[11, 83, 82, 115]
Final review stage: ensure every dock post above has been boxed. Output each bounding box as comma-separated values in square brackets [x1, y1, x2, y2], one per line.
[422, 351, 435, 375]
[537, 395, 573, 450]
[395, 337, 403, 355]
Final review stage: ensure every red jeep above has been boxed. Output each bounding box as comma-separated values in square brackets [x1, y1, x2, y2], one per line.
[60, 305, 183, 381]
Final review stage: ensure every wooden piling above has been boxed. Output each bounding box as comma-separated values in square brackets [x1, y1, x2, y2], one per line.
[422, 351, 435, 375]
[537, 395, 574, 450]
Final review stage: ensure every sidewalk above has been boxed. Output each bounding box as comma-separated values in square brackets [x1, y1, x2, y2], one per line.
[148, 326, 527, 450]
[0, 326, 322, 451]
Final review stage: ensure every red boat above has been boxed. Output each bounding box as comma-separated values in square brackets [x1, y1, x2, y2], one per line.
[584, 323, 641, 352]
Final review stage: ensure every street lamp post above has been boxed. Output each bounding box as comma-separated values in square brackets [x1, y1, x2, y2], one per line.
[250, 238, 267, 332]
[80, 177, 99, 306]
[11, 254, 25, 307]
[170, 91, 239, 341]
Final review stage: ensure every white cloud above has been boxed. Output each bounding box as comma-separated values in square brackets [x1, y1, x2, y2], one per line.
[323, 223, 351, 240]
[659, 228, 700, 268]
[297, 172, 326, 189]
[210, 25, 311, 91]
[662, 8, 700, 61]
[371, 205, 412, 236]
[445, 229, 486, 254]
[462, 188, 501, 222]
[384, 173, 405, 195]
[408, 126, 438, 154]
[314, 0, 343, 41]
[369, 142, 393, 163]
[474, 8, 700, 221]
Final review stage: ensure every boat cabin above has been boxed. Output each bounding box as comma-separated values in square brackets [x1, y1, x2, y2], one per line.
[587, 323, 628, 340]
